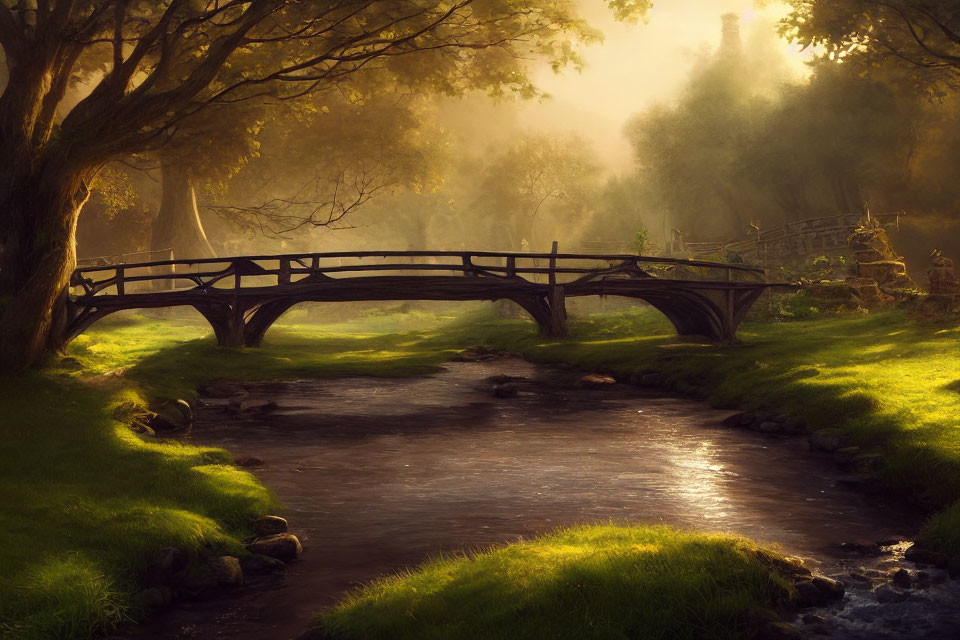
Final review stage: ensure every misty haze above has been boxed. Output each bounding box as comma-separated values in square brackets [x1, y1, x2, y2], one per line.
[3, 2, 960, 640]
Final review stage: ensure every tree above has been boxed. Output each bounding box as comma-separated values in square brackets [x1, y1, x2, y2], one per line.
[783, 1, 960, 97]
[207, 82, 448, 243]
[151, 100, 264, 259]
[474, 134, 599, 251]
[0, 0, 649, 371]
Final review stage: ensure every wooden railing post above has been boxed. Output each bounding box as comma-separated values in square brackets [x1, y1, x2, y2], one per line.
[506, 255, 516, 278]
[233, 260, 242, 290]
[547, 241, 567, 337]
[461, 254, 475, 277]
[279, 258, 291, 285]
[116, 266, 125, 296]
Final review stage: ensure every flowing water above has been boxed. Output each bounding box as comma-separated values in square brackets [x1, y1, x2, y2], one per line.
[130, 359, 960, 640]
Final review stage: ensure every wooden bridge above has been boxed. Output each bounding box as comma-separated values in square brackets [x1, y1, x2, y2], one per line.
[65, 247, 783, 349]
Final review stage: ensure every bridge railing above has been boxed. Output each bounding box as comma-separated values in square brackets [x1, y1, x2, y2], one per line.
[69, 250, 766, 299]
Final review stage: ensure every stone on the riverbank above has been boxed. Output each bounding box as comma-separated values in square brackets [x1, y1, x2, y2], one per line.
[794, 576, 844, 607]
[493, 382, 519, 398]
[236, 455, 264, 467]
[629, 372, 663, 387]
[779, 417, 806, 435]
[253, 515, 288, 537]
[209, 555, 243, 587]
[832, 446, 861, 465]
[904, 545, 950, 568]
[140, 585, 175, 610]
[247, 533, 302, 561]
[809, 428, 846, 452]
[149, 399, 193, 431]
[813, 576, 845, 600]
[577, 373, 617, 389]
[58, 356, 83, 370]
[721, 412, 746, 428]
[453, 345, 507, 362]
[144, 547, 188, 586]
[756, 421, 782, 434]
[240, 553, 287, 576]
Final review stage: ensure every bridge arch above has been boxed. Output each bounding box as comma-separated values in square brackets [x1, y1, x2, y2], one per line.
[62, 251, 778, 350]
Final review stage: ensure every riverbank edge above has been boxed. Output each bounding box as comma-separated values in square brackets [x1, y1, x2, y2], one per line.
[468, 324, 960, 564]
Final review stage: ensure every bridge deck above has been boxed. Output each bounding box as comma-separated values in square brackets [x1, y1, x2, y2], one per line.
[64, 249, 785, 348]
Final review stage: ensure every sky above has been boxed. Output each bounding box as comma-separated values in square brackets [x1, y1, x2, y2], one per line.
[513, 0, 814, 170]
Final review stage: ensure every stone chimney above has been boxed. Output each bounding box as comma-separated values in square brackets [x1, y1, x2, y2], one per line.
[720, 13, 741, 58]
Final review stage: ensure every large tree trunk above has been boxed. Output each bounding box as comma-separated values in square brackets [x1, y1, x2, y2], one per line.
[0, 155, 93, 372]
[151, 160, 216, 260]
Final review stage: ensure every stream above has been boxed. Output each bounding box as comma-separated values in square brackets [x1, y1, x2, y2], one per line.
[131, 359, 960, 640]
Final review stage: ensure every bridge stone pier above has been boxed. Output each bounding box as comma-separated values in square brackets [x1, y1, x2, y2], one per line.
[64, 249, 783, 350]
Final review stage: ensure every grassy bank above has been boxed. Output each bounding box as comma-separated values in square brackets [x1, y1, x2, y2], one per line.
[3, 303, 959, 637]
[0, 310, 466, 639]
[471, 309, 960, 553]
[313, 525, 796, 640]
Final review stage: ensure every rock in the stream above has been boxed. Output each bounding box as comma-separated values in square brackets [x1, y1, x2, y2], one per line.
[488, 374, 526, 385]
[236, 456, 265, 468]
[576, 373, 617, 389]
[226, 393, 250, 415]
[253, 515, 288, 537]
[891, 568, 913, 588]
[836, 540, 882, 557]
[209, 555, 243, 587]
[809, 428, 846, 452]
[493, 382, 519, 398]
[874, 584, 908, 603]
[247, 533, 302, 561]
[144, 547, 188, 586]
[794, 576, 845, 607]
[149, 399, 193, 431]
[240, 553, 287, 576]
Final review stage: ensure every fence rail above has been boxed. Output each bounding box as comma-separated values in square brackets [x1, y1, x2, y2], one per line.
[70, 250, 766, 300]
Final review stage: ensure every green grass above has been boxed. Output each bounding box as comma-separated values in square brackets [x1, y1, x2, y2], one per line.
[5, 302, 960, 638]
[0, 370, 277, 639]
[312, 524, 795, 640]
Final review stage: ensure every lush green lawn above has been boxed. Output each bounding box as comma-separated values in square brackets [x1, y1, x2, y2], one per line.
[312, 525, 795, 640]
[3, 302, 960, 638]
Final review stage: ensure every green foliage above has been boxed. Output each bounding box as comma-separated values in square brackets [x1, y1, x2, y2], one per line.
[631, 227, 650, 255]
[782, 1, 960, 97]
[315, 524, 793, 640]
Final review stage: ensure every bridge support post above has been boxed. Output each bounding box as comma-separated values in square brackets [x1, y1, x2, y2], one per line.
[547, 285, 567, 338]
